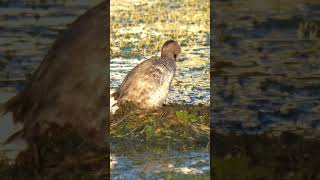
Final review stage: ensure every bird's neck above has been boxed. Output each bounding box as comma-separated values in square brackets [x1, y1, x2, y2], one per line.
[160, 52, 175, 59]
[158, 56, 176, 71]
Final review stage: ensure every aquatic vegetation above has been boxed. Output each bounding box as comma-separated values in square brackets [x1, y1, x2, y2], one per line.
[298, 21, 320, 40]
[111, 0, 209, 58]
[110, 101, 210, 178]
[111, 102, 209, 149]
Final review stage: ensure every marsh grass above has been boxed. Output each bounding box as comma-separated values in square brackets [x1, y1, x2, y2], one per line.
[111, 0, 210, 59]
[111, 103, 209, 149]
[17, 0, 101, 7]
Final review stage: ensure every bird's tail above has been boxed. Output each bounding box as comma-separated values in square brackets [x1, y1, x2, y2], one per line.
[0, 94, 21, 122]
[0, 94, 24, 145]
[110, 90, 119, 115]
[2, 129, 24, 145]
[0, 94, 19, 114]
[110, 95, 119, 115]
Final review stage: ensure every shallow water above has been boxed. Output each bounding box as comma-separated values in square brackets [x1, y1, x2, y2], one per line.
[111, 146, 209, 180]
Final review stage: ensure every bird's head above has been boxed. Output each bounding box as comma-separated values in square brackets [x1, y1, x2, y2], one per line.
[161, 40, 181, 61]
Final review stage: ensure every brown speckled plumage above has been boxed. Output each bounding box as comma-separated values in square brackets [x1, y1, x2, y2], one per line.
[113, 40, 181, 108]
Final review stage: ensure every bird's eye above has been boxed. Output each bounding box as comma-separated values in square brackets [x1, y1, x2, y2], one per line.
[174, 54, 177, 59]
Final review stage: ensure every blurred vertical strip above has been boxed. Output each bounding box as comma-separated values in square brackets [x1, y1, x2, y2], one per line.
[106, 0, 111, 178]
[210, 0, 214, 178]
[211, 0, 320, 179]
[0, 0, 110, 178]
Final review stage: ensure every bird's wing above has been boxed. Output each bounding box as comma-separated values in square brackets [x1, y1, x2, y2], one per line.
[112, 57, 159, 100]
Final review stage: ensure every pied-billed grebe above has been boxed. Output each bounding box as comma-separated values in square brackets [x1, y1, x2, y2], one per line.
[112, 40, 181, 109]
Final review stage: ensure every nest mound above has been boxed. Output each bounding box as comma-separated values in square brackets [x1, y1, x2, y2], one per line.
[111, 102, 210, 149]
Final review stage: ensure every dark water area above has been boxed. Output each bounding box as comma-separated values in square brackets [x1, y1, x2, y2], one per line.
[213, 132, 320, 179]
[212, 0, 320, 178]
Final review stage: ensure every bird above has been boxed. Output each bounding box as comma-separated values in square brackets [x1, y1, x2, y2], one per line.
[0, 1, 108, 170]
[112, 40, 181, 110]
